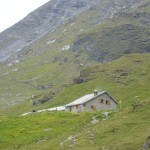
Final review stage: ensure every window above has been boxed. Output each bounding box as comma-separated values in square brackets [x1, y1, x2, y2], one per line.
[91, 105, 96, 110]
[76, 105, 79, 109]
[83, 103, 86, 107]
[70, 106, 72, 112]
[99, 99, 104, 103]
[106, 100, 110, 105]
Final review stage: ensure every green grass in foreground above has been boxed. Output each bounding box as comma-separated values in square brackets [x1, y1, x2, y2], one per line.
[0, 112, 96, 149]
[0, 100, 149, 150]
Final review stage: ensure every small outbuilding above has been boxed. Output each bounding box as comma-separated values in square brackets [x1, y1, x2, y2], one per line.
[65, 91, 118, 113]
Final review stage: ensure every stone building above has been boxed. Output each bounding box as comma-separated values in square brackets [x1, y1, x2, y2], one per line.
[65, 91, 118, 113]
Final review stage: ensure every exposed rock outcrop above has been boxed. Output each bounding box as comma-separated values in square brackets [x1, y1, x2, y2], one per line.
[0, 0, 101, 62]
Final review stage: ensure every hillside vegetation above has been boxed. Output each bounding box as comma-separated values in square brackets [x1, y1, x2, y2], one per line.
[0, 0, 150, 109]
[0, 53, 150, 149]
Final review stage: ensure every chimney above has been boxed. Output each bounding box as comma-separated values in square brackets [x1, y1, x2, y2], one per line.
[94, 90, 98, 96]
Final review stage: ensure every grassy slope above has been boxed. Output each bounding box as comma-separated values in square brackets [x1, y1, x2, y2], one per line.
[0, 1, 150, 149]
[0, 0, 149, 109]
[42, 53, 150, 109]
[0, 53, 150, 149]
[0, 112, 95, 149]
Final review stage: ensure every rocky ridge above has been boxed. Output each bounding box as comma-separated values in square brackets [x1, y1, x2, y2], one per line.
[0, 0, 100, 62]
[0, 0, 149, 62]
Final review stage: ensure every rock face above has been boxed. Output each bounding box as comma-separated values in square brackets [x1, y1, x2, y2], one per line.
[0, 0, 100, 62]
[0, 0, 149, 62]
[71, 0, 150, 62]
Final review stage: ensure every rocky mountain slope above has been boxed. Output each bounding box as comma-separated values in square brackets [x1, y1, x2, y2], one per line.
[0, 0, 149, 62]
[0, 0, 100, 62]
